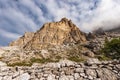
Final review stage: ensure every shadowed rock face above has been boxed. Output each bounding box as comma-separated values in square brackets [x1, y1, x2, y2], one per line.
[10, 18, 86, 50]
[106, 26, 120, 33]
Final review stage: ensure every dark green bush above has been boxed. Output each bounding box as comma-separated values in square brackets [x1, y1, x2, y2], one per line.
[101, 38, 120, 59]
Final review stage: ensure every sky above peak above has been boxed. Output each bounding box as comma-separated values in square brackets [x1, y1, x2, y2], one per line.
[0, 0, 120, 46]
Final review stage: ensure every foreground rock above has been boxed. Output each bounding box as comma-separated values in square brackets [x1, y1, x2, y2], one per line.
[0, 59, 119, 80]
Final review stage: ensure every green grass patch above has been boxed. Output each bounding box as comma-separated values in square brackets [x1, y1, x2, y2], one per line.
[95, 55, 111, 61]
[7, 61, 32, 67]
[30, 57, 59, 64]
[68, 56, 85, 62]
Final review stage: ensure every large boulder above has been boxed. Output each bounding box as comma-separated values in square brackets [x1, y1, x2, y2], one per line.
[86, 58, 101, 66]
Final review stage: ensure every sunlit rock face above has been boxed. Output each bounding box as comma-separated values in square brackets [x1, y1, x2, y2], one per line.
[9, 32, 34, 47]
[10, 18, 86, 50]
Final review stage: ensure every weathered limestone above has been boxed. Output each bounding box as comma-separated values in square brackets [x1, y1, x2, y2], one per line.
[9, 32, 34, 47]
[0, 59, 119, 80]
[86, 58, 101, 66]
[10, 18, 86, 50]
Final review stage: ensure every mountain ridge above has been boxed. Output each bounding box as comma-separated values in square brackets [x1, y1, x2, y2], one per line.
[10, 18, 86, 50]
[0, 18, 120, 80]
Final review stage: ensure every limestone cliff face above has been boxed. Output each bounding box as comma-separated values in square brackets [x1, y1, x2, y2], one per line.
[10, 18, 86, 50]
[9, 32, 34, 47]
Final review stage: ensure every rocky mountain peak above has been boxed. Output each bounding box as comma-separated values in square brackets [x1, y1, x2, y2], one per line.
[59, 17, 71, 25]
[60, 17, 69, 22]
[10, 18, 86, 50]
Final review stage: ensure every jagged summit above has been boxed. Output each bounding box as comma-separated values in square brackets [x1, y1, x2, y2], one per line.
[60, 17, 69, 22]
[10, 18, 86, 50]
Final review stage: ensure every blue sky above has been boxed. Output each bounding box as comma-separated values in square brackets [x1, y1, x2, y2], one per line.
[0, 0, 120, 46]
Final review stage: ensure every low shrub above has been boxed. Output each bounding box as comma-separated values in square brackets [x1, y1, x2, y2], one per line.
[101, 38, 120, 59]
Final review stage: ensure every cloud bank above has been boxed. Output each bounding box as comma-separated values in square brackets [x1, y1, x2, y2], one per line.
[0, 0, 120, 46]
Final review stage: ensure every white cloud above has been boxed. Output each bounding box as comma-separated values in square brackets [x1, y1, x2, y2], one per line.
[0, 0, 120, 45]
[0, 29, 21, 39]
[81, 0, 120, 32]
